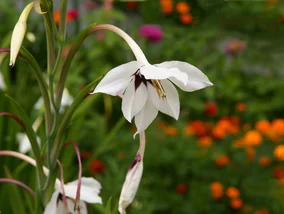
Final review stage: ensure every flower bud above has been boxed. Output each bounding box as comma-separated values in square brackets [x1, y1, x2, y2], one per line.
[119, 132, 145, 214]
[10, 2, 34, 67]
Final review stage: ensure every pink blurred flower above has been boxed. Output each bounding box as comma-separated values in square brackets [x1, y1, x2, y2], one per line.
[138, 25, 163, 43]
[96, 32, 105, 41]
[67, 8, 79, 22]
[224, 39, 246, 55]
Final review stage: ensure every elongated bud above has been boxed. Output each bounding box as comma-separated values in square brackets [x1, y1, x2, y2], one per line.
[119, 132, 146, 214]
[9, 2, 34, 67]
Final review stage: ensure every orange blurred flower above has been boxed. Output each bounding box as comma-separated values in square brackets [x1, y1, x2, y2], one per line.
[236, 102, 247, 112]
[164, 126, 178, 136]
[273, 167, 284, 179]
[226, 187, 240, 199]
[180, 14, 193, 24]
[184, 120, 209, 137]
[176, 183, 188, 195]
[160, 0, 173, 15]
[256, 120, 271, 134]
[210, 182, 223, 199]
[158, 121, 168, 129]
[274, 145, 284, 161]
[89, 159, 105, 174]
[230, 198, 243, 209]
[259, 156, 271, 166]
[176, 2, 190, 14]
[212, 126, 226, 139]
[243, 130, 262, 147]
[271, 119, 284, 136]
[246, 147, 255, 160]
[204, 101, 218, 117]
[215, 155, 230, 167]
[254, 210, 269, 214]
[198, 136, 212, 147]
[53, 10, 60, 24]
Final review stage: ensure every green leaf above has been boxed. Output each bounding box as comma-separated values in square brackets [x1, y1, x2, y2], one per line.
[105, 197, 112, 214]
[5, 94, 44, 185]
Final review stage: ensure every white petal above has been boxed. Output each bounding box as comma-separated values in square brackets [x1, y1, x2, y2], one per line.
[66, 198, 87, 214]
[16, 133, 30, 153]
[148, 80, 180, 120]
[122, 79, 147, 122]
[134, 99, 158, 135]
[119, 156, 143, 214]
[43, 191, 61, 214]
[0, 72, 6, 90]
[34, 97, 43, 110]
[62, 177, 102, 204]
[91, 61, 142, 96]
[140, 64, 188, 85]
[156, 61, 213, 91]
[61, 88, 74, 107]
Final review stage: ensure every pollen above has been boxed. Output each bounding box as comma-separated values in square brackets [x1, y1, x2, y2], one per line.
[152, 80, 166, 99]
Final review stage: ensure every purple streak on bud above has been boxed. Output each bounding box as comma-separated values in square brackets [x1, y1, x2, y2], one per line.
[128, 154, 141, 172]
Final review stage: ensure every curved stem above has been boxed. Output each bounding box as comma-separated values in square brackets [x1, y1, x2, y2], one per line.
[0, 178, 35, 196]
[90, 24, 148, 64]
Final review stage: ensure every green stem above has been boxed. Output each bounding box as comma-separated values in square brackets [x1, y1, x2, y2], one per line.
[59, 0, 68, 41]
[56, 23, 97, 107]
[50, 76, 102, 169]
[19, 48, 52, 135]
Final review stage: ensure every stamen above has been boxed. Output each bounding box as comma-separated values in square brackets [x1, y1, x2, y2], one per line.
[151, 80, 166, 99]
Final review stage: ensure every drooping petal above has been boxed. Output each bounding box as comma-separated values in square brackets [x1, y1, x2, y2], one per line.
[156, 61, 213, 91]
[62, 177, 102, 204]
[148, 80, 180, 120]
[140, 64, 188, 86]
[119, 132, 145, 214]
[43, 191, 62, 214]
[122, 79, 147, 122]
[134, 99, 158, 135]
[91, 61, 142, 96]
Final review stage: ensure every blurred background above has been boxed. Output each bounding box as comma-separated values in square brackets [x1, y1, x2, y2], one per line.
[1, 0, 284, 213]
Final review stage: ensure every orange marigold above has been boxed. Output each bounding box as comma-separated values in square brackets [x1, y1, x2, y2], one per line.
[164, 126, 178, 136]
[215, 155, 230, 167]
[236, 102, 247, 112]
[246, 147, 255, 160]
[160, 0, 173, 14]
[210, 182, 223, 199]
[180, 13, 193, 24]
[176, 2, 190, 14]
[271, 119, 284, 135]
[230, 198, 243, 209]
[259, 156, 271, 166]
[204, 101, 218, 117]
[53, 10, 60, 24]
[243, 130, 262, 146]
[198, 136, 212, 147]
[274, 145, 284, 161]
[256, 120, 271, 134]
[226, 187, 240, 199]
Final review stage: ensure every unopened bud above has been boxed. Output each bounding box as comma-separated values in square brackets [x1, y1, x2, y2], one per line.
[9, 2, 34, 67]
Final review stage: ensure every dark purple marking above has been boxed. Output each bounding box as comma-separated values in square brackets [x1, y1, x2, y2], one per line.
[128, 154, 141, 171]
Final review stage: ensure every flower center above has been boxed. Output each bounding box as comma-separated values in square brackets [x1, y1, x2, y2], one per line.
[134, 70, 166, 99]
[151, 80, 166, 99]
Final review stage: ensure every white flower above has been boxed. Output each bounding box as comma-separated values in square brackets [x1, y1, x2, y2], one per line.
[35, 88, 73, 112]
[44, 177, 102, 214]
[16, 133, 41, 154]
[90, 25, 213, 135]
[92, 60, 212, 134]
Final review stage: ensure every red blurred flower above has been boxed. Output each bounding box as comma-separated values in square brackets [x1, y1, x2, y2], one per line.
[138, 25, 163, 43]
[126, 2, 138, 9]
[176, 183, 188, 195]
[204, 101, 218, 116]
[89, 159, 105, 174]
[67, 8, 79, 22]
